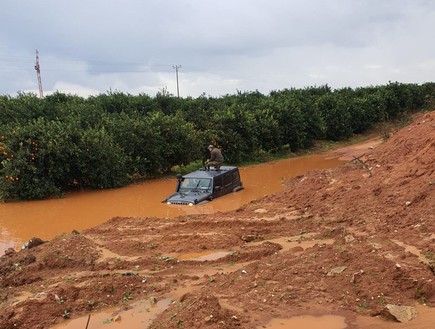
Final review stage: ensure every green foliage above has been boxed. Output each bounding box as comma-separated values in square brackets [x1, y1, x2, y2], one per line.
[317, 93, 352, 141]
[0, 117, 129, 199]
[0, 82, 433, 201]
[105, 112, 165, 175]
[271, 93, 310, 150]
[76, 128, 130, 189]
[149, 111, 202, 172]
[1, 118, 69, 200]
[0, 93, 44, 126]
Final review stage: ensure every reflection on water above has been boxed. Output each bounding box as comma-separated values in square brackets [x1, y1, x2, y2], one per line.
[53, 297, 172, 329]
[0, 154, 343, 254]
[177, 250, 231, 261]
[261, 315, 347, 329]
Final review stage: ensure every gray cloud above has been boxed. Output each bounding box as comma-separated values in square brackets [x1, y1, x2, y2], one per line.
[0, 0, 434, 97]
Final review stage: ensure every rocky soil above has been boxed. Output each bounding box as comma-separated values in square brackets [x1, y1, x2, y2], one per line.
[0, 111, 434, 329]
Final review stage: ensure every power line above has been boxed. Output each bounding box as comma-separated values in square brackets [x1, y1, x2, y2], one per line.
[0, 62, 178, 74]
[0, 54, 176, 69]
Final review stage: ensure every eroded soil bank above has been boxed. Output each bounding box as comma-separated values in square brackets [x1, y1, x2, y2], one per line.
[0, 111, 434, 329]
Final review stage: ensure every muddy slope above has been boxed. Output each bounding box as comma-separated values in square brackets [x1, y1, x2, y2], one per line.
[0, 111, 434, 329]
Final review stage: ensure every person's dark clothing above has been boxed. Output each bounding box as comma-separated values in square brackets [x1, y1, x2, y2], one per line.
[208, 147, 224, 169]
[202, 147, 211, 166]
[210, 148, 224, 163]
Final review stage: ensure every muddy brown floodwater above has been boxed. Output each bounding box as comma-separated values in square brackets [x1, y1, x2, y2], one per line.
[0, 153, 343, 255]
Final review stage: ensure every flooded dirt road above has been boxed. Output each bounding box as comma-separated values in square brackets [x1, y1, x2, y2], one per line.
[0, 153, 343, 254]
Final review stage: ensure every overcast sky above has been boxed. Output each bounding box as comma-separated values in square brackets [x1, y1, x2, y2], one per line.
[1, 0, 434, 98]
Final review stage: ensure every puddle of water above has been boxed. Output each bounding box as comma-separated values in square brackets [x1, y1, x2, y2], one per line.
[173, 234, 333, 262]
[218, 299, 245, 314]
[251, 234, 335, 253]
[152, 260, 253, 279]
[11, 291, 34, 305]
[277, 237, 335, 252]
[177, 250, 231, 261]
[53, 297, 172, 329]
[94, 245, 141, 264]
[0, 154, 343, 254]
[261, 315, 347, 329]
[391, 239, 431, 265]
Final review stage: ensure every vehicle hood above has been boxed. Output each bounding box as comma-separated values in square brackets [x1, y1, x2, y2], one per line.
[163, 191, 212, 205]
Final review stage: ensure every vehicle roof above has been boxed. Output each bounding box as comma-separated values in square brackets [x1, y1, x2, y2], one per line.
[183, 166, 239, 179]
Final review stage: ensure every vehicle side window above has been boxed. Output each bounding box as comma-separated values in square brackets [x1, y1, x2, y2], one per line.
[226, 170, 239, 187]
[223, 172, 232, 188]
[214, 176, 223, 189]
[234, 170, 240, 182]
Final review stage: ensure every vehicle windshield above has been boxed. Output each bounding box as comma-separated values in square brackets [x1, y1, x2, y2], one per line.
[179, 178, 212, 192]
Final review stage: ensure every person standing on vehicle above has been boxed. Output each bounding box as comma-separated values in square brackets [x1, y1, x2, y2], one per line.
[206, 144, 224, 170]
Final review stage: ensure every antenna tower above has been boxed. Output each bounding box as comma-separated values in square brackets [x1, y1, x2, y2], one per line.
[34, 50, 44, 98]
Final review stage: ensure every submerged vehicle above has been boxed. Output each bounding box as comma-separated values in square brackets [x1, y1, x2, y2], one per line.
[163, 166, 244, 205]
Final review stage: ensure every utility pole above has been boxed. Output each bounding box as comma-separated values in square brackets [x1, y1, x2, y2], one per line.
[172, 65, 181, 97]
[34, 50, 43, 98]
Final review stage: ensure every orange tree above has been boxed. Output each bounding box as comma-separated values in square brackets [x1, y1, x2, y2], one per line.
[0, 116, 130, 200]
[148, 111, 202, 173]
[105, 111, 166, 175]
[0, 119, 68, 200]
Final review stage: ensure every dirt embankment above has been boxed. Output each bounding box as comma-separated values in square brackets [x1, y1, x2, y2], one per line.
[0, 111, 434, 329]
